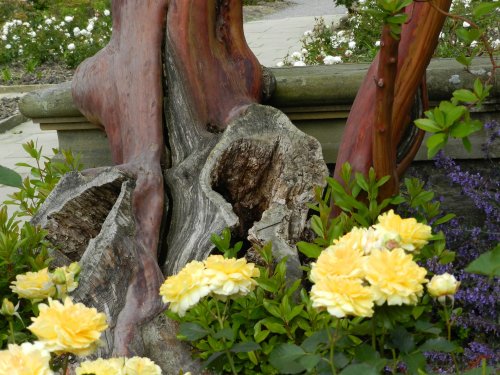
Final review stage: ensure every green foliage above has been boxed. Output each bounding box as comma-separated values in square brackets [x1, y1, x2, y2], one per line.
[298, 163, 404, 259]
[415, 79, 491, 158]
[4, 140, 83, 217]
[0, 142, 82, 349]
[465, 244, 500, 278]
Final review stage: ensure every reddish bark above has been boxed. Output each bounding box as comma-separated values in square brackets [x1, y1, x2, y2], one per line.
[166, 0, 263, 130]
[373, 25, 400, 200]
[334, 0, 453, 197]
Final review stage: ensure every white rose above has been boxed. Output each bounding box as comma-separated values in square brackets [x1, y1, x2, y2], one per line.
[348, 41, 356, 49]
[64, 16, 74, 22]
[293, 61, 306, 67]
[67, 43, 76, 51]
[104, 9, 111, 16]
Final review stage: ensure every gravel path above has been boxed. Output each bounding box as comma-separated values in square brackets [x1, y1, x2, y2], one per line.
[262, 0, 346, 19]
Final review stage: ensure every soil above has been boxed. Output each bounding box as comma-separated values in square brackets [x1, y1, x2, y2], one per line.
[0, 97, 20, 120]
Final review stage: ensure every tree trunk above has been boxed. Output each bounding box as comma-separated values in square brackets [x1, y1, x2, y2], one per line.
[34, 0, 328, 372]
[334, 0, 453, 199]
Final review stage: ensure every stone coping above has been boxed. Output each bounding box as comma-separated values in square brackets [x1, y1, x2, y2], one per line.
[19, 58, 498, 121]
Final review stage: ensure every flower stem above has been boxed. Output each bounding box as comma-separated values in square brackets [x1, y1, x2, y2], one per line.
[61, 355, 69, 375]
[443, 303, 460, 374]
[327, 319, 341, 375]
[8, 319, 15, 344]
[215, 301, 237, 375]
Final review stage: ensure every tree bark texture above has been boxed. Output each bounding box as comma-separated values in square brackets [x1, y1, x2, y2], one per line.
[334, 0, 453, 197]
[35, 0, 328, 372]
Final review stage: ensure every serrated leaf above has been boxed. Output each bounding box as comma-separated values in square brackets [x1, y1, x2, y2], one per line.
[179, 322, 209, 341]
[214, 327, 235, 341]
[414, 118, 441, 133]
[465, 245, 500, 277]
[0, 165, 22, 188]
[473, 2, 500, 17]
[388, 326, 415, 354]
[419, 338, 460, 353]
[340, 363, 379, 375]
[453, 89, 477, 103]
[301, 330, 329, 352]
[403, 352, 427, 375]
[426, 133, 447, 158]
[230, 341, 261, 353]
[298, 354, 322, 371]
[450, 120, 482, 138]
[269, 343, 306, 374]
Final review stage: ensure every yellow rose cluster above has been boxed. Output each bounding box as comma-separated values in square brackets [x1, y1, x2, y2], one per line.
[159, 255, 260, 316]
[310, 210, 432, 318]
[76, 356, 162, 375]
[10, 262, 81, 301]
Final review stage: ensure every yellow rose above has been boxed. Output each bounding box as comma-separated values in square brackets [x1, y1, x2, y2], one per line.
[374, 210, 432, 251]
[28, 297, 108, 356]
[204, 255, 260, 298]
[10, 268, 56, 300]
[427, 273, 460, 303]
[364, 248, 428, 306]
[51, 262, 80, 298]
[0, 342, 53, 375]
[332, 227, 367, 253]
[124, 356, 162, 375]
[310, 244, 365, 283]
[310, 276, 374, 318]
[159, 261, 212, 317]
[76, 357, 125, 375]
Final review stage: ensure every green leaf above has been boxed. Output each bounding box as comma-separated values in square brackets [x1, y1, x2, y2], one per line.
[465, 245, 500, 277]
[311, 215, 324, 237]
[444, 105, 466, 127]
[340, 363, 379, 375]
[269, 343, 306, 374]
[0, 165, 22, 188]
[473, 78, 483, 98]
[455, 55, 473, 67]
[453, 89, 477, 103]
[450, 120, 483, 138]
[297, 242, 322, 259]
[426, 133, 447, 159]
[298, 354, 322, 371]
[439, 250, 456, 265]
[455, 27, 481, 44]
[473, 2, 500, 17]
[301, 330, 329, 352]
[387, 13, 408, 24]
[178, 322, 209, 341]
[388, 326, 415, 354]
[254, 330, 270, 343]
[419, 338, 460, 353]
[462, 137, 472, 152]
[230, 341, 261, 353]
[214, 327, 235, 341]
[414, 118, 441, 133]
[403, 352, 427, 375]
[435, 213, 456, 225]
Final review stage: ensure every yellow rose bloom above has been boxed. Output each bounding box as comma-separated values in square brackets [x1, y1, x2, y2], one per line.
[28, 297, 108, 356]
[204, 255, 260, 298]
[310, 276, 374, 318]
[76, 357, 125, 375]
[374, 210, 432, 251]
[0, 342, 53, 375]
[310, 244, 365, 283]
[124, 356, 162, 375]
[364, 248, 428, 306]
[10, 268, 56, 300]
[427, 273, 460, 303]
[332, 227, 367, 253]
[159, 261, 212, 317]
